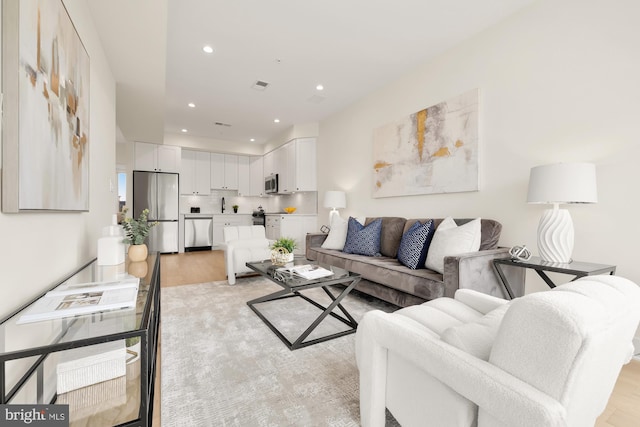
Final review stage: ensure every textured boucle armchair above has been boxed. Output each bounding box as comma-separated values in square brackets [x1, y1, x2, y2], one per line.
[356, 275, 640, 427]
[306, 217, 523, 307]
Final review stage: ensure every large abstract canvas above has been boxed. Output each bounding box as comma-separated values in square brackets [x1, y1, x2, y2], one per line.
[2, 0, 90, 212]
[372, 89, 478, 198]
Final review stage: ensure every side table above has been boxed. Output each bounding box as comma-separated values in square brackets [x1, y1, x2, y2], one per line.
[493, 256, 616, 299]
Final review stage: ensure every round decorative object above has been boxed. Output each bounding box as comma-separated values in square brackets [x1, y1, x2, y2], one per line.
[128, 260, 149, 278]
[128, 244, 148, 262]
[271, 247, 294, 266]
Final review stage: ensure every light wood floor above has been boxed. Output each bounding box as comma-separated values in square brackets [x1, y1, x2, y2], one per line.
[153, 251, 640, 427]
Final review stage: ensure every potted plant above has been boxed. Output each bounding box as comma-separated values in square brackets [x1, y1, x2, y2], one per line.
[232, 204, 239, 213]
[121, 207, 158, 261]
[271, 237, 297, 265]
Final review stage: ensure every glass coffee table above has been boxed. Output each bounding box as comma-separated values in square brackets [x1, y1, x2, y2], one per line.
[245, 258, 361, 350]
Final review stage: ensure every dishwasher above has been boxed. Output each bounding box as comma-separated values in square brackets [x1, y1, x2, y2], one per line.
[184, 216, 213, 251]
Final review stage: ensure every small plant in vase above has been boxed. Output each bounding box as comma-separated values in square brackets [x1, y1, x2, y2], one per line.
[271, 237, 297, 265]
[121, 207, 158, 261]
[232, 204, 239, 213]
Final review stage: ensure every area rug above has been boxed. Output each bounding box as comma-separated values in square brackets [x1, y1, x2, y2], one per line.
[161, 277, 399, 426]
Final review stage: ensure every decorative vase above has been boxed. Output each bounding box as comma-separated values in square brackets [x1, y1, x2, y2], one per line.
[233, 207, 238, 213]
[271, 247, 294, 266]
[128, 261, 148, 278]
[128, 244, 148, 262]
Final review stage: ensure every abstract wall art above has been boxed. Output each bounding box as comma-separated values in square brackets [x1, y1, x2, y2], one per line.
[2, 0, 90, 212]
[372, 89, 478, 198]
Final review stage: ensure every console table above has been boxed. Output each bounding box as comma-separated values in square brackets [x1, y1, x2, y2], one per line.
[0, 254, 160, 426]
[493, 256, 616, 299]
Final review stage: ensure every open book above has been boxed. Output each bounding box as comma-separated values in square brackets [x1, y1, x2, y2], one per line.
[17, 278, 140, 324]
[278, 264, 334, 280]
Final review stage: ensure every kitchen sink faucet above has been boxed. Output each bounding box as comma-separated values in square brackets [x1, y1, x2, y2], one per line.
[221, 197, 225, 213]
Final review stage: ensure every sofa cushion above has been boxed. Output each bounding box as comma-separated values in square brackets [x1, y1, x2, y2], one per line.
[311, 247, 446, 300]
[397, 219, 435, 269]
[343, 217, 382, 256]
[425, 217, 481, 274]
[406, 218, 502, 251]
[321, 215, 348, 250]
[365, 217, 406, 257]
[440, 303, 509, 360]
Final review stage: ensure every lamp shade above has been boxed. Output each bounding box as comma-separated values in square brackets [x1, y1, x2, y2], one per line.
[527, 163, 597, 204]
[323, 191, 346, 209]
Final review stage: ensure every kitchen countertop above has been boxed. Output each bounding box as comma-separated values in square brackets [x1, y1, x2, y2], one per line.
[264, 213, 318, 216]
[181, 213, 252, 217]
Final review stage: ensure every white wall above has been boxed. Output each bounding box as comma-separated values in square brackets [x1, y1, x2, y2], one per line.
[318, 0, 640, 293]
[0, 0, 117, 318]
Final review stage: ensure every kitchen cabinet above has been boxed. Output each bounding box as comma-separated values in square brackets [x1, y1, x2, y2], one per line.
[263, 151, 275, 178]
[211, 153, 239, 190]
[135, 142, 181, 173]
[265, 215, 281, 241]
[263, 138, 316, 193]
[238, 155, 264, 197]
[180, 150, 211, 195]
[269, 215, 317, 254]
[237, 155, 251, 196]
[212, 214, 252, 245]
[294, 138, 317, 192]
[249, 156, 264, 196]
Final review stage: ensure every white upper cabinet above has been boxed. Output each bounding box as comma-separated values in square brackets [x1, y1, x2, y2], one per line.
[211, 153, 239, 190]
[237, 155, 250, 196]
[239, 155, 263, 197]
[181, 150, 210, 195]
[135, 142, 181, 173]
[294, 138, 317, 192]
[249, 155, 264, 197]
[273, 138, 316, 193]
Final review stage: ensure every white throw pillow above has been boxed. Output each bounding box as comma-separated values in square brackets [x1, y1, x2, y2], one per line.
[321, 215, 348, 250]
[425, 217, 481, 274]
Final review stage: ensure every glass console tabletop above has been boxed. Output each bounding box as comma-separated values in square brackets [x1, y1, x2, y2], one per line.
[0, 254, 160, 427]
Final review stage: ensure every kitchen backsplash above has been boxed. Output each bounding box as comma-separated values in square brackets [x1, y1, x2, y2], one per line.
[180, 191, 318, 215]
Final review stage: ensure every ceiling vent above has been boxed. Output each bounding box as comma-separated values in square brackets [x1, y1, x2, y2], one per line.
[307, 94, 326, 104]
[214, 122, 232, 127]
[251, 80, 270, 91]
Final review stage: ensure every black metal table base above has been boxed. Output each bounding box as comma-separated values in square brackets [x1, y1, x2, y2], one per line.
[247, 278, 360, 350]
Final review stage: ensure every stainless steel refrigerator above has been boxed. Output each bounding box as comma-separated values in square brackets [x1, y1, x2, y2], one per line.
[133, 171, 179, 253]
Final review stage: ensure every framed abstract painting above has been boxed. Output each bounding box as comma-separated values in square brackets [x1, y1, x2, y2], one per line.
[2, 0, 90, 212]
[373, 89, 478, 198]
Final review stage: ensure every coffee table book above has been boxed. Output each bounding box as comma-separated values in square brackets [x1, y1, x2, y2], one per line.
[17, 277, 139, 324]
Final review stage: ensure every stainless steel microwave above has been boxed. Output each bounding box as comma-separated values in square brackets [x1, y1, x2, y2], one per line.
[265, 174, 278, 194]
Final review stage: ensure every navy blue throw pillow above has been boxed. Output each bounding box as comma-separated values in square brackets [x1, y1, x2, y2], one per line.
[397, 219, 435, 269]
[342, 217, 382, 256]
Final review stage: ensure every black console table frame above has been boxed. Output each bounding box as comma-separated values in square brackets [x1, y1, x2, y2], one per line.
[0, 254, 160, 427]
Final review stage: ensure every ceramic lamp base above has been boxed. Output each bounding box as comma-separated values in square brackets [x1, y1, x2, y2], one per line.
[537, 208, 574, 263]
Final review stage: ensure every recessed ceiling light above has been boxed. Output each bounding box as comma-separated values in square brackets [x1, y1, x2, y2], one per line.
[188, 102, 195, 108]
[316, 84, 324, 91]
[202, 45, 214, 54]
[250, 138, 255, 142]
[274, 119, 280, 123]
[181, 129, 188, 133]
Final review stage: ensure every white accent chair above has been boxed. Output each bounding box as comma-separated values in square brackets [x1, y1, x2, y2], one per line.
[356, 275, 640, 427]
[223, 225, 271, 285]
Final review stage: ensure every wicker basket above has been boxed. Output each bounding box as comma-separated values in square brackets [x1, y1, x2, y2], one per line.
[271, 247, 294, 266]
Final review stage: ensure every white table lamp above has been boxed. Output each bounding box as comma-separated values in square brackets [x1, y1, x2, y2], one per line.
[323, 190, 346, 225]
[527, 163, 597, 263]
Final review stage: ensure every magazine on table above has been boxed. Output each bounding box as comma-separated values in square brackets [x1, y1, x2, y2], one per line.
[17, 278, 140, 324]
[277, 264, 334, 280]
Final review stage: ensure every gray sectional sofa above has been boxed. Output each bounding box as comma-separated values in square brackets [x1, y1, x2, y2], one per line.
[305, 217, 524, 307]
